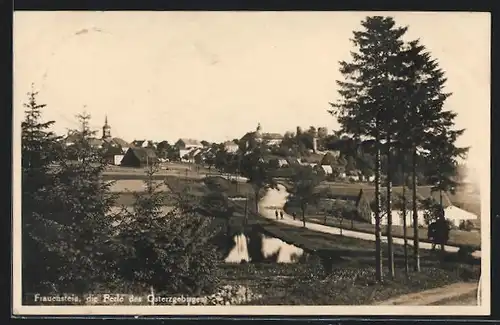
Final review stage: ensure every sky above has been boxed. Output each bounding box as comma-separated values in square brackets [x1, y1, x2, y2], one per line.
[13, 11, 490, 181]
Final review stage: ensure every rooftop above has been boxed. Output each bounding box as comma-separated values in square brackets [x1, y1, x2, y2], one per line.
[178, 138, 202, 146]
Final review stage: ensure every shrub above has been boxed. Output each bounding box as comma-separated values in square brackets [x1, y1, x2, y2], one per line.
[203, 176, 230, 192]
[459, 220, 475, 231]
[456, 245, 474, 262]
[115, 166, 221, 295]
[356, 191, 372, 222]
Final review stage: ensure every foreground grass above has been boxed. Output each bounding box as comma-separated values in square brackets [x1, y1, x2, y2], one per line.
[219, 262, 479, 305]
[25, 259, 479, 306]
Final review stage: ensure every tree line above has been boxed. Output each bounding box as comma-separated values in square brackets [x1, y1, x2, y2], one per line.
[329, 16, 468, 281]
[21, 87, 221, 298]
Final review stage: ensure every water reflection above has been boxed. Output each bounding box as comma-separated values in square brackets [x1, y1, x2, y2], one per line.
[107, 206, 304, 263]
[225, 233, 303, 264]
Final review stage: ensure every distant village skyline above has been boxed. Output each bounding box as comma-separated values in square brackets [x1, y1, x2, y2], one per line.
[14, 11, 490, 182]
[88, 114, 332, 144]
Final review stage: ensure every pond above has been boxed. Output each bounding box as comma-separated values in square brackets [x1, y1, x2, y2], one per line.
[108, 206, 304, 263]
[225, 233, 304, 264]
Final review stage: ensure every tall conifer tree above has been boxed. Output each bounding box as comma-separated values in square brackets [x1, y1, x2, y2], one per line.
[330, 16, 408, 281]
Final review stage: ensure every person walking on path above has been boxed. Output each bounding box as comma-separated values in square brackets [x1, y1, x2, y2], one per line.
[275, 210, 279, 220]
[292, 212, 296, 220]
[280, 210, 284, 220]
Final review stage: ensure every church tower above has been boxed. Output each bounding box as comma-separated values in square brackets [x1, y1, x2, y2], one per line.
[255, 123, 263, 142]
[102, 115, 111, 140]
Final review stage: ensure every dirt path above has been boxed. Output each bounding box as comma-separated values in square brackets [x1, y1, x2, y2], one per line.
[259, 184, 481, 258]
[374, 282, 479, 305]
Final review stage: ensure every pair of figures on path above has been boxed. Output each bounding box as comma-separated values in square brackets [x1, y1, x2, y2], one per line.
[275, 210, 284, 220]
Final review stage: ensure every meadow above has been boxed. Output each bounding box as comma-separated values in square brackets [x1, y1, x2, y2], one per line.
[99, 172, 480, 305]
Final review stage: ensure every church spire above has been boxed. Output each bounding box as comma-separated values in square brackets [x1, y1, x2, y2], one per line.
[102, 115, 111, 139]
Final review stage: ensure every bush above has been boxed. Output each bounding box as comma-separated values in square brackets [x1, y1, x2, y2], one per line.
[459, 220, 475, 231]
[456, 245, 474, 262]
[356, 192, 372, 222]
[203, 176, 230, 192]
[115, 166, 221, 295]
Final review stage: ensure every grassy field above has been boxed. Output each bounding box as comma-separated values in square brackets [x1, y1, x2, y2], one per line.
[108, 179, 172, 192]
[220, 262, 479, 305]
[291, 213, 481, 250]
[103, 163, 225, 179]
[282, 180, 481, 249]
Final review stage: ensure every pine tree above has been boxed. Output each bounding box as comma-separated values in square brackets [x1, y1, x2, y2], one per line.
[201, 188, 235, 237]
[115, 164, 220, 295]
[397, 39, 460, 271]
[329, 16, 408, 282]
[399, 152, 410, 277]
[21, 85, 63, 295]
[41, 111, 117, 293]
[423, 128, 469, 207]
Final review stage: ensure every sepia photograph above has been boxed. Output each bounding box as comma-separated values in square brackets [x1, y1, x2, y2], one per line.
[12, 11, 490, 316]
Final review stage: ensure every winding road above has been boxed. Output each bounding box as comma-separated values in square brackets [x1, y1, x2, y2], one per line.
[258, 184, 482, 306]
[258, 184, 482, 258]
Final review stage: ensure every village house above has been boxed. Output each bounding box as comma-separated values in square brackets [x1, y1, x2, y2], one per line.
[262, 132, 284, 146]
[120, 147, 158, 168]
[241, 123, 284, 148]
[322, 185, 477, 228]
[223, 140, 240, 153]
[176, 138, 203, 150]
[63, 132, 104, 149]
[113, 155, 125, 166]
[277, 159, 289, 167]
[180, 147, 204, 163]
[62, 116, 130, 165]
[131, 140, 156, 149]
[176, 138, 203, 161]
[320, 165, 333, 175]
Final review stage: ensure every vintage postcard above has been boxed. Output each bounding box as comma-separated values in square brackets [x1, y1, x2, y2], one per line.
[12, 11, 491, 316]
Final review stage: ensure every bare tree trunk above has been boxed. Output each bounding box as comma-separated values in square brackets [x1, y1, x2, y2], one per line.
[374, 127, 383, 282]
[439, 184, 446, 253]
[412, 146, 420, 272]
[244, 196, 248, 228]
[401, 151, 409, 277]
[253, 186, 260, 213]
[302, 205, 306, 227]
[386, 136, 395, 279]
[226, 217, 231, 237]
